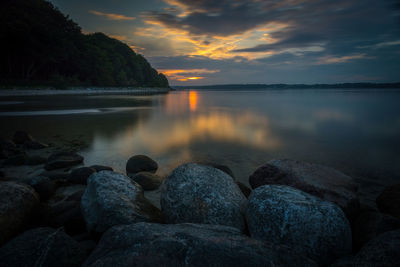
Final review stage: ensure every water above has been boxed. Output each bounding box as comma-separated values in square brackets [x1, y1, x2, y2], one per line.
[1, 89, 400, 205]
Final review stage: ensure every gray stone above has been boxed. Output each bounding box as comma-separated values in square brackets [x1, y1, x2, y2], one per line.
[89, 165, 113, 172]
[353, 230, 400, 266]
[353, 211, 400, 251]
[126, 154, 158, 175]
[0, 182, 40, 246]
[129, 171, 163, 190]
[249, 159, 360, 219]
[161, 163, 247, 232]
[84, 222, 316, 267]
[45, 151, 84, 170]
[236, 181, 251, 198]
[0, 227, 87, 267]
[81, 171, 161, 233]
[68, 167, 96, 184]
[246, 185, 352, 265]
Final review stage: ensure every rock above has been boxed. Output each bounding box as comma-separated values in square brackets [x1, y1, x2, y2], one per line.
[129, 171, 163, 190]
[81, 171, 162, 233]
[27, 176, 56, 201]
[353, 211, 400, 251]
[352, 230, 400, 266]
[0, 181, 40, 246]
[51, 184, 86, 203]
[0, 227, 87, 267]
[161, 163, 247, 232]
[84, 222, 316, 267]
[0, 138, 21, 159]
[89, 165, 113, 172]
[45, 151, 84, 170]
[2, 154, 27, 166]
[68, 167, 96, 185]
[50, 200, 86, 235]
[126, 154, 157, 175]
[25, 155, 47, 165]
[41, 169, 70, 180]
[249, 159, 360, 219]
[24, 140, 48, 149]
[13, 131, 34, 145]
[236, 181, 251, 198]
[246, 185, 352, 265]
[206, 163, 235, 178]
[376, 184, 400, 219]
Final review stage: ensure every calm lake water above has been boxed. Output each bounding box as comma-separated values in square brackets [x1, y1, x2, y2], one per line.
[1, 89, 400, 205]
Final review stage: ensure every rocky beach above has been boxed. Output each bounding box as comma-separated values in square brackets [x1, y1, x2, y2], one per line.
[1, 131, 400, 266]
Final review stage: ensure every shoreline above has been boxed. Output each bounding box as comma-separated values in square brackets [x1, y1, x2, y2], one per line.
[0, 87, 170, 97]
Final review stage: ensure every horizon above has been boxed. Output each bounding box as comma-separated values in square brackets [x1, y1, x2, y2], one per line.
[49, 0, 400, 86]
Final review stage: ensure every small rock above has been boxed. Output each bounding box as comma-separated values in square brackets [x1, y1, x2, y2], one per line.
[50, 185, 86, 203]
[13, 131, 34, 145]
[41, 169, 70, 180]
[0, 227, 87, 267]
[353, 230, 400, 266]
[68, 167, 96, 185]
[83, 223, 316, 267]
[24, 140, 48, 150]
[246, 185, 352, 265]
[0, 181, 40, 246]
[376, 184, 400, 219]
[353, 211, 400, 251]
[129, 171, 163, 190]
[81, 171, 162, 233]
[28, 176, 56, 201]
[249, 159, 360, 219]
[25, 155, 47, 165]
[161, 163, 247, 232]
[126, 154, 158, 175]
[45, 151, 84, 170]
[89, 165, 113, 172]
[236, 181, 251, 198]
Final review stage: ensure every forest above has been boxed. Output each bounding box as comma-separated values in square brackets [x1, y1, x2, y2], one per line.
[0, 0, 169, 88]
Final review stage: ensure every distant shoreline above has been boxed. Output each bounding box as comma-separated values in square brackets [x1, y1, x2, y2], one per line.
[0, 87, 170, 97]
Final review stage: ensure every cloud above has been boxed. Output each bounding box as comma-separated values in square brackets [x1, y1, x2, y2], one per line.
[89, 10, 136, 21]
[315, 53, 371, 64]
[159, 68, 220, 81]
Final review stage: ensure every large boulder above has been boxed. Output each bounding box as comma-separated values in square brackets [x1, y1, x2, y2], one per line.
[126, 154, 158, 175]
[352, 230, 400, 266]
[160, 163, 247, 232]
[45, 151, 84, 170]
[68, 167, 96, 185]
[246, 185, 352, 265]
[249, 159, 359, 218]
[129, 171, 163, 190]
[376, 184, 400, 219]
[81, 171, 161, 233]
[353, 211, 400, 251]
[0, 181, 40, 245]
[0, 227, 87, 267]
[84, 222, 316, 267]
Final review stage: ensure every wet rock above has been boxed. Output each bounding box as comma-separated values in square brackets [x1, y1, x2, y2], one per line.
[41, 169, 70, 181]
[129, 171, 163, 190]
[236, 181, 251, 198]
[2, 154, 27, 166]
[246, 185, 352, 266]
[68, 167, 96, 185]
[45, 151, 84, 170]
[376, 184, 400, 219]
[13, 131, 34, 145]
[249, 159, 360, 219]
[0, 181, 40, 246]
[89, 165, 113, 172]
[83, 222, 316, 267]
[25, 155, 47, 165]
[353, 211, 400, 251]
[161, 163, 247, 232]
[0, 227, 87, 267]
[126, 154, 158, 175]
[81, 171, 162, 234]
[352, 230, 400, 266]
[27, 176, 56, 201]
[50, 184, 86, 203]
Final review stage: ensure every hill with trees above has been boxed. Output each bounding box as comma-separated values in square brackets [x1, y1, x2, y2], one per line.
[0, 0, 169, 88]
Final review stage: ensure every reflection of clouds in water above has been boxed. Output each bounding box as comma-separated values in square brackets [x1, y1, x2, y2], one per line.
[92, 110, 281, 160]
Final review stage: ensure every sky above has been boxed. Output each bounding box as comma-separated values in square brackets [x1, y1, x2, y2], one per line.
[50, 0, 400, 85]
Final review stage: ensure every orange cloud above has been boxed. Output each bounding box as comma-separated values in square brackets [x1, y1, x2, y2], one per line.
[159, 69, 219, 82]
[109, 34, 127, 41]
[89, 10, 136, 21]
[315, 54, 370, 64]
